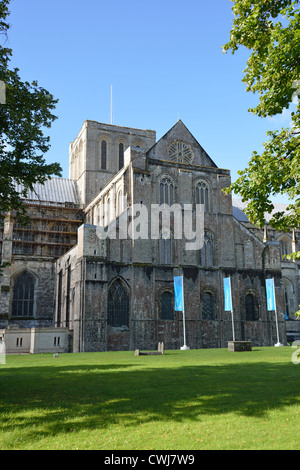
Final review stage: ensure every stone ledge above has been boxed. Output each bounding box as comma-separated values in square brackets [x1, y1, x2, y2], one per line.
[228, 341, 252, 352]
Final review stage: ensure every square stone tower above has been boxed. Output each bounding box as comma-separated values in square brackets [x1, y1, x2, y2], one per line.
[69, 120, 156, 207]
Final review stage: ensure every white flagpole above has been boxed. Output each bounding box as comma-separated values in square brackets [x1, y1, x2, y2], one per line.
[273, 278, 283, 347]
[180, 278, 190, 350]
[231, 306, 235, 342]
[226, 276, 235, 342]
[230, 277, 235, 342]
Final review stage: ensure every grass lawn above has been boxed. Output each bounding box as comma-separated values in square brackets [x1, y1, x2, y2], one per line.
[0, 347, 299, 450]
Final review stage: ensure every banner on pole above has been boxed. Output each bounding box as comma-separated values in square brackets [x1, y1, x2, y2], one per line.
[223, 277, 232, 312]
[265, 278, 276, 311]
[174, 276, 184, 312]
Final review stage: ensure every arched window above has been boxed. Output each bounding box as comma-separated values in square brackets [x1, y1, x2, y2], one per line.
[284, 288, 289, 318]
[108, 279, 129, 327]
[161, 292, 173, 320]
[119, 143, 124, 170]
[279, 236, 291, 259]
[245, 293, 257, 321]
[200, 232, 214, 267]
[160, 230, 172, 264]
[196, 181, 209, 212]
[282, 277, 294, 319]
[101, 140, 107, 170]
[12, 271, 35, 317]
[202, 292, 214, 320]
[160, 177, 174, 205]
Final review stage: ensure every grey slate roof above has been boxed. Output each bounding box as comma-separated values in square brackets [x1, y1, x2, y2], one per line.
[15, 176, 289, 219]
[15, 178, 81, 206]
[232, 198, 290, 224]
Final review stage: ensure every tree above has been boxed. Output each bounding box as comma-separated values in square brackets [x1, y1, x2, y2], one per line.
[223, 0, 300, 256]
[0, 0, 61, 228]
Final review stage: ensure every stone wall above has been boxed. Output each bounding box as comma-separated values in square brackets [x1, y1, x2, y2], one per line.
[0, 327, 70, 354]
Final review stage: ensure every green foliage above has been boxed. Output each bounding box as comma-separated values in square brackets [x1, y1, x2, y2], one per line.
[223, 0, 300, 231]
[0, 0, 61, 226]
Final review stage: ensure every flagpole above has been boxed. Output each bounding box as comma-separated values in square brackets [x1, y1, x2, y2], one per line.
[224, 276, 235, 342]
[231, 306, 235, 342]
[273, 279, 283, 347]
[180, 277, 189, 350]
[230, 277, 235, 342]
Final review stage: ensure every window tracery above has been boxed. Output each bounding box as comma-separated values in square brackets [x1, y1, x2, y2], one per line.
[168, 141, 193, 164]
[12, 271, 35, 317]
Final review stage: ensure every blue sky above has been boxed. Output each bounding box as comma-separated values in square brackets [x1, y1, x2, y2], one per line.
[5, 0, 294, 201]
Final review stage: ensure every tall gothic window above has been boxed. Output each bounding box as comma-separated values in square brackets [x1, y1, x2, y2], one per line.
[119, 143, 124, 170]
[202, 292, 214, 320]
[108, 279, 129, 327]
[245, 293, 257, 321]
[160, 177, 174, 205]
[200, 232, 214, 267]
[101, 140, 107, 170]
[160, 230, 172, 264]
[196, 182, 209, 212]
[279, 236, 291, 259]
[161, 292, 173, 320]
[284, 288, 290, 318]
[12, 271, 35, 317]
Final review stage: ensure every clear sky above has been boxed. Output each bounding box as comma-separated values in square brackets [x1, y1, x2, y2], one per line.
[5, 0, 295, 201]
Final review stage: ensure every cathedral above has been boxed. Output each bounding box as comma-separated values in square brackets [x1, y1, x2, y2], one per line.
[1, 119, 300, 353]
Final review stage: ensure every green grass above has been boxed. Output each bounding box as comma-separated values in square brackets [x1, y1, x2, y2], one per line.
[0, 347, 299, 450]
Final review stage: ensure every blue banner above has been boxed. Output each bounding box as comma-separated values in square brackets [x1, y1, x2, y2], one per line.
[174, 276, 184, 311]
[223, 277, 232, 311]
[266, 278, 276, 311]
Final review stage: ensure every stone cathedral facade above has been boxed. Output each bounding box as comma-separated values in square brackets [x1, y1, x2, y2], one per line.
[1, 119, 300, 352]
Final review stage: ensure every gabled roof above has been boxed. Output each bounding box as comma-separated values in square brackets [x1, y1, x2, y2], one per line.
[146, 120, 218, 168]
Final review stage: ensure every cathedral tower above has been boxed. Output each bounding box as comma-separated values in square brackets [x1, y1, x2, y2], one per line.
[69, 120, 156, 206]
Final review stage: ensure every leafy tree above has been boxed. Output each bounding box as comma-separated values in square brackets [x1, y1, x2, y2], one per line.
[223, 0, 300, 254]
[0, 0, 61, 227]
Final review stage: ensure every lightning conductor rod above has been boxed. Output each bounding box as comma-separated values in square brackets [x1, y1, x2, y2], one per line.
[111, 85, 113, 124]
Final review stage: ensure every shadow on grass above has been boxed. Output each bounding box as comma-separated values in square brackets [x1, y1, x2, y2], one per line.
[0, 358, 299, 445]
